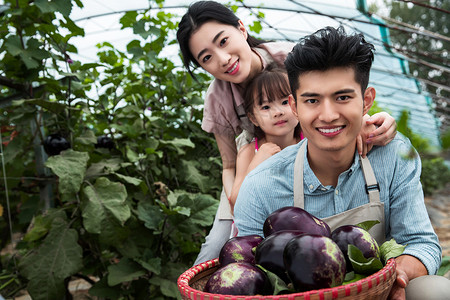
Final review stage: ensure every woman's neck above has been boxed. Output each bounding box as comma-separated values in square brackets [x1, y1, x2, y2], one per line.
[238, 48, 263, 88]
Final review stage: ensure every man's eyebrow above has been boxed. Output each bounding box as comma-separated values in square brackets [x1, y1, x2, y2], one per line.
[300, 92, 320, 97]
[196, 30, 225, 60]
[334, 88, 356, 95]
[300, 89, 356, 97]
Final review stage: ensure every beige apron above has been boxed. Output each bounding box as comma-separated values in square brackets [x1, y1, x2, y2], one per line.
[294, 142, 386, 245]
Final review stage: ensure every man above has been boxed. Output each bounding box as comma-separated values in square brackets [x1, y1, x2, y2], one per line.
[234, 27, 446, 299]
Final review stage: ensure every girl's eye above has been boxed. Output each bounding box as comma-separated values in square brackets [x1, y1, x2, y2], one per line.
[220, 37, 228, 46]
[261, 105, 270, 110]
[282, 99, 289, 105]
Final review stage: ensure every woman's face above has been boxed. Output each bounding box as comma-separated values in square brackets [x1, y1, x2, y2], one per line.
[188, 20, 261, 84]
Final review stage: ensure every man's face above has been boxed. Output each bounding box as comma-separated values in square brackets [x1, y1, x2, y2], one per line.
[289, 67, 374, 155]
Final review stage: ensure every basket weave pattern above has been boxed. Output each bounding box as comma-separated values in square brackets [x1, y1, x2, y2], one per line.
[177, 258, 396, 300]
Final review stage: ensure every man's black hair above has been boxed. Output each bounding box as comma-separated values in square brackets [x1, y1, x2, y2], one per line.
[284, 26, 375, 100]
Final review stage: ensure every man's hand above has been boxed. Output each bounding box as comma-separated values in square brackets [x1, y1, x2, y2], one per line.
[389, 255, 428, 300]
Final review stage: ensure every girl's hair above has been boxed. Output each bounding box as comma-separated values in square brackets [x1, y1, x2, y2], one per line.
[177, 0, 267, 79]
[244, 63, 301, 140]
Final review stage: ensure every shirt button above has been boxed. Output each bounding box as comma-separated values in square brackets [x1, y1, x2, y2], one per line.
[335, 190, 339, 195]
[309, 184, 314, 190]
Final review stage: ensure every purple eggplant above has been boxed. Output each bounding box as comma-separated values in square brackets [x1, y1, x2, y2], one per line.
[255, 230, 305, 283]
[263, 206, 330, 238]
[204, 262, 272, 295]
[331, 225, 380, 271]
[219, 235, 263, 267]
[283, 234, 346, 292]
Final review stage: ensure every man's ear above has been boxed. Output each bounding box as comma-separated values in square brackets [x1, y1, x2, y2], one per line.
[363, 87, 375, 115]
[238, 20, 248, 40]
[289, 94, 298, 117]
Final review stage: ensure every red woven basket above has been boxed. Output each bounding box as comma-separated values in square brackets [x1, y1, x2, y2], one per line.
[177, 258, 396, 300]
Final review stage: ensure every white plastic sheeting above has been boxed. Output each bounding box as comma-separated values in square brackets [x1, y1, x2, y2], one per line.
[71, 0, 441, 147]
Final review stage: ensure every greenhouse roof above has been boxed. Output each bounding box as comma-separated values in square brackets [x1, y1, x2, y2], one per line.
[71, 0, 442, 147]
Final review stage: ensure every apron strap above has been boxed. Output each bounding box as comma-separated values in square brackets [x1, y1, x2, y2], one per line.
[359, 156, 380, 203]
[293, 142, 307, 208]
[293, 142, 380, 207]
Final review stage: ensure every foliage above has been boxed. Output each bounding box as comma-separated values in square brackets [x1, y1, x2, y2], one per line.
[396, 110, 450, 196]
[0, 0, 226, 298]
[382, 0, 449, 137]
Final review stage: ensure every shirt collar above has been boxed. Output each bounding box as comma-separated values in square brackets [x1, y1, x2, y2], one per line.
[303, 143, 360, 192]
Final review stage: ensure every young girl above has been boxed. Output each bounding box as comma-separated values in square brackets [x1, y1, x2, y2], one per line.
[229, 64, 301, 212]
[177, 0, 397, 265]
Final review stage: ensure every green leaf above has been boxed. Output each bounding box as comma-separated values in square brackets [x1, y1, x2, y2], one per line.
[348, 244, 383, 275]
[177, 193, 218, 226]
[45, 149, 89, 200]
[113, 172, 143, 186]
[88, 277, 122, 299]
[19, 216, 83, 300]
[137, 201, 165, 231]
[343, 271, 366, 284]
[135, 257, 162, 275]
[107, 258, 146, 286]
[355, 220, 380, 232]
[23, 210, 66, 242]
[74, 129, 97, 145]
[437, 256, 450, 276]
[380, 238, 406, 263]
[85, 158, 122, 178]
[148, 276, 179, 298]
[82, 177, 130, 234]
[180, 160, 210, 193]
[257, 265, 292, 295]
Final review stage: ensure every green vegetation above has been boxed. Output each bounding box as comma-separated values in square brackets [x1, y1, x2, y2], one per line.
[0, 0, 448, 299]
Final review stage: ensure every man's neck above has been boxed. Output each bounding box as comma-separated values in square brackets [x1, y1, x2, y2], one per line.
[306, 144, 356, 187]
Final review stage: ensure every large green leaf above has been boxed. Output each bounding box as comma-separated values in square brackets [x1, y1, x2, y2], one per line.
[19, 216, 83, 300]
[82, 177, 131, 234]
[45, 149, 89, 200]
[177, 193, 218, 226]
[137, 201, 165, 231]
[180, 160, 211, 193]
[107, 258, 146, 286]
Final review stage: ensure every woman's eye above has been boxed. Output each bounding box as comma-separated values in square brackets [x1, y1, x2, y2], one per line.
[202, 55, 211, 63]
[220, 37, 228, 46]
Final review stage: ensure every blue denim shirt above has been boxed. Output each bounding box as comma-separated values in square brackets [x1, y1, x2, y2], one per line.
[234, 134, 441, 275]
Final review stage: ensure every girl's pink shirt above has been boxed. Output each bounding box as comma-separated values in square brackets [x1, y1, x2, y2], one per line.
[201, 41, 295, 137]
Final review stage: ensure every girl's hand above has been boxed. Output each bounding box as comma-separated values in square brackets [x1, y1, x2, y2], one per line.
[252, 142, 281, 166]
[357, 112, 397, 157]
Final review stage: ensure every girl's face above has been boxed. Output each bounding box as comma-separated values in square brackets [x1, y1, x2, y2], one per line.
[250, 92, 299, 138]
[188, 20, 261, 84]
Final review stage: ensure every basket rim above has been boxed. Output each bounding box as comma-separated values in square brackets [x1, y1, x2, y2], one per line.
[177, 258, 396, 299]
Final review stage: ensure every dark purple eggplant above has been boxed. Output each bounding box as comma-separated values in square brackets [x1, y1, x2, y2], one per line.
[43, 133, 70, 156]
[254, 230, 305, 283]
[283, 234, 346, 292]
[204, 262, 272, 295]
[263, 206, 330, 238]
[219, 235, 263, 267]
[331, 225, 380, 271]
